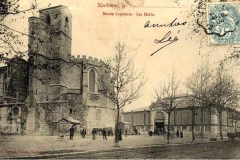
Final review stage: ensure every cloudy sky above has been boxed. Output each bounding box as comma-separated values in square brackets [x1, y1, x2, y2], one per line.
[14, 0, 240, 111]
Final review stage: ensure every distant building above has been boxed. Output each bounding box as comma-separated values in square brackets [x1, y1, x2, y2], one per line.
[122, 95, 240, 137]
[0, 5, 115, 135]
[121, 107, 152, 134]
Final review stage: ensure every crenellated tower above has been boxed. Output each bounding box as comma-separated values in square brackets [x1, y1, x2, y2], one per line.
[29, 5, 72, 60]
[38, 5, 72, 60]
[28, 6, 72, 103]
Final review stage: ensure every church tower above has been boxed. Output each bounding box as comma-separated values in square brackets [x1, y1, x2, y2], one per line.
[28, 5, 72, 103]
[38, 5, 72, 60]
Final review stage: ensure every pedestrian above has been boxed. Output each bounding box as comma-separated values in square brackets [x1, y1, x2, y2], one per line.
[176, 130, 179, 138]
[69, 125, 75, 140]
[110, 129, 113, 136]
[82, 127, 86, 138]
[119, 129, 122, 141]
[102, 128, 107, 140]
[125, 129, 128, 137]
[92, 128, 96, 140]
[180, 131, 183, 138]
[134, 128, 138, 135]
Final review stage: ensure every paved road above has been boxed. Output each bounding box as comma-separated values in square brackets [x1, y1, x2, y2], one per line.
[58, 141, 240, 159]
[0, 134, 225, 158]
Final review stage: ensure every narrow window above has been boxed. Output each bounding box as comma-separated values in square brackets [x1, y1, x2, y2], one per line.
[89, 69, 95, 92]
[46, 15, 51, 25]
[96, 109, 101, 120]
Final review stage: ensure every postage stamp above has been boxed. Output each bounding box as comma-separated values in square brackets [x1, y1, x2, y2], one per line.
[207, 2, 240, 45]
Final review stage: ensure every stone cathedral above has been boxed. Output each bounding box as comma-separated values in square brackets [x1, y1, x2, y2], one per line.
[0, 5, 115, 135]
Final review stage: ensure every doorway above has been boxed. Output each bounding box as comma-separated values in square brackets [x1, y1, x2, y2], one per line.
[154, 112, 165, 134]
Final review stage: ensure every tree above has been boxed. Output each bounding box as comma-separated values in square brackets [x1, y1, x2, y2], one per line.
[185, 61, 213, 140]
[0, 0, 38, 59]
[210, 65, 240, 140]
[152, 69, 183, 144]
[0, 0, 59, 84]
[185, 95, 199, 143]
[98, 42, 146, 147]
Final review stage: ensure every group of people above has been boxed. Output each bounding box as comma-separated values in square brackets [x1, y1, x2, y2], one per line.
[69, 125, 120, 141]
[69, 125, 89, 140]
[154, 128, 165, 135]
[134, 128, 139, 135]
[176, 130, 183, 138]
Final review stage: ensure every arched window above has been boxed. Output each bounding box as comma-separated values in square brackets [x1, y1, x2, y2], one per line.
[13, 107, 19, 115]
[46, 15, 51, 25]
[96, 109, 101, 120]
[65, 17, 68, 27]
[89, 69, 96, 92]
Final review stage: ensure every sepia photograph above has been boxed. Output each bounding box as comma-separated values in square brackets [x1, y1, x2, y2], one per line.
[0, 0, 240, 159]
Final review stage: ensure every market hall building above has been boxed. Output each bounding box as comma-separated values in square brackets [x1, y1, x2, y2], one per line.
[121, 95, 240, 137]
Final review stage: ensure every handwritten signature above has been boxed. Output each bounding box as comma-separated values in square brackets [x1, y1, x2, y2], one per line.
[144, 18, 186, 56]
[151, 31, 178, 56]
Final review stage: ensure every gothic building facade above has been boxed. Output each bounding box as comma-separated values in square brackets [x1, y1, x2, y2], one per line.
[0, 5, 115, 135]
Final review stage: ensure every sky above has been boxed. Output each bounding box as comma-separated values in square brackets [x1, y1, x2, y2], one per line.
[11, 0, 240, 111]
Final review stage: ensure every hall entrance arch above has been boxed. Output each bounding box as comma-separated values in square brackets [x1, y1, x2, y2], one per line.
[154, 112, 165, 134]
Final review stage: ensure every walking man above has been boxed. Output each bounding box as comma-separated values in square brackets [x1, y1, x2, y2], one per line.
[176, 130, 179, 138]
[125, 129, 128, 137]
[69, 125, 75, 140]
[82, 127, 86, 138]
[92, 128, 96, 140]
[102, 128, 107, 140]
[180, 131, 183, 138]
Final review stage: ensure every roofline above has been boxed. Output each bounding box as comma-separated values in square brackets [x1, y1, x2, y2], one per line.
[39, 5, 64, 11]
[39, 5, 72, 17]
[0, 66, 7, 70]
[162, 94, 193, 100]
[123, 108, 151, 113]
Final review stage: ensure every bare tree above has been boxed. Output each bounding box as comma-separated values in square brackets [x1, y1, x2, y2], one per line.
[98, 42, 146, 147]
[0, 0, 60, 83]
[210, 65, 240, 140]
[185, 61, 213, 140]
[0, 0, 38, 59]
[152, 69, 183, 144]
[185, 95, 199, 143]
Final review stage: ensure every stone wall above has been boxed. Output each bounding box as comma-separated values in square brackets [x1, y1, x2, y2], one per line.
[85, 106, 115, 134]
[0, 105, 22, 135]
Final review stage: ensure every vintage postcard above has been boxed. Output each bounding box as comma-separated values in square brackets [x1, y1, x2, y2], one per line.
[0, 0, 240, 159]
